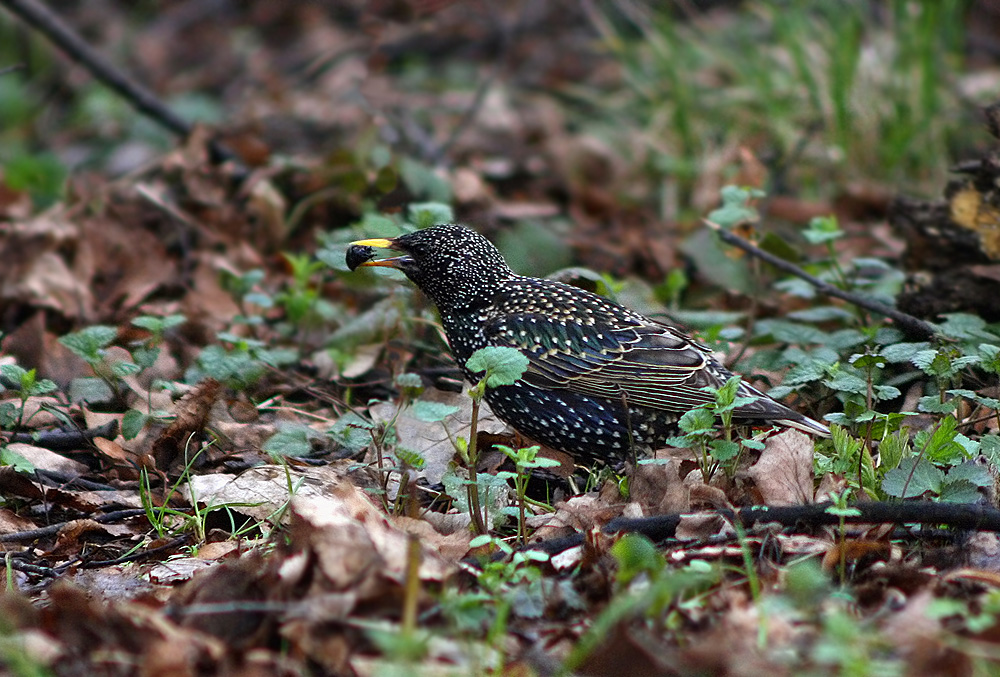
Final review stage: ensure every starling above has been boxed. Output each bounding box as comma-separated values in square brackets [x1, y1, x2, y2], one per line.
[349, 224, 829, 464]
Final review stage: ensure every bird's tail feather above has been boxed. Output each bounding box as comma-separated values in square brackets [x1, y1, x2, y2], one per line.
[775, 415, 831, 437]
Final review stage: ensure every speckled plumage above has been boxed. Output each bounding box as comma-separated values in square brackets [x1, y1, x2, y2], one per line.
[350, 224, 829, 464]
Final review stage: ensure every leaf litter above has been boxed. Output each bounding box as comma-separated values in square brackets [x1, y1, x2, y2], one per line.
[1, 2, 1000, 675]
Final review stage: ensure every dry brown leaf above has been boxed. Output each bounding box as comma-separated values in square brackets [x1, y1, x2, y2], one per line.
[3, 443, 89, 475]
[183, 462, 369, 524]
[529, 493, 624, 542]
[745, 430, 815, 506]
[288, 484, 455, 591]
[150, 378, 221, 471]
[0, 507, 37, 536]
[628, 459, 689, 516]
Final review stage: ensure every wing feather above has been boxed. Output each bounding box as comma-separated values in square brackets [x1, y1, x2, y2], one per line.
[485, 312, 724, 413]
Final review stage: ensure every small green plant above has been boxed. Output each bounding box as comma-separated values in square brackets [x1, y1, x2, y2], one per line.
[561, 535, 718, 674]
[496, 444, 561, 545]
[459, 346, 529, 534]
[467, 534, 550, 659]
[59, 324, 138, 406]
[825, 489, 862, 585]
[0, 363, 57, 429]
[122, 314, 186, 439]
[140, 438, 263, 543]
[662, 375, 764, 482]
[186, 333, 296, 390]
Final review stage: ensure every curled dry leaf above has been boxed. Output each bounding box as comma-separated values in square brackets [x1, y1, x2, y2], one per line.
[288, 483, 455, 591]
[150, 377, 222, 471]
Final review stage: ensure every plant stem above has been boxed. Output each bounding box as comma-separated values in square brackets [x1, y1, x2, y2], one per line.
[466, 396, 487, 535]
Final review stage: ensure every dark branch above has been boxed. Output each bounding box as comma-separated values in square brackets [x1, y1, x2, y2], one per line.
[521, 501, 1000, 556]
[0, 0, 236, 164]
[704, 220, 938, 340]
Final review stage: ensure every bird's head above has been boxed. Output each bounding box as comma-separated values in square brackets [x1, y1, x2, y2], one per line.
[348, 224, 514, 310]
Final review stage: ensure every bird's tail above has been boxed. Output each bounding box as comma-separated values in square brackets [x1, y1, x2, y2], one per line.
[774, 415, 831, 438]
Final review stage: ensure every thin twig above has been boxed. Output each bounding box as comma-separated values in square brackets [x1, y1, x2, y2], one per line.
[704, 219, 938, 340]
[0, 0, 236, 165]
[0, 508, 149, 542]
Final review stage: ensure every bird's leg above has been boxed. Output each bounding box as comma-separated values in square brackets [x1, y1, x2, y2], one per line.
[620, 390, 638, 465]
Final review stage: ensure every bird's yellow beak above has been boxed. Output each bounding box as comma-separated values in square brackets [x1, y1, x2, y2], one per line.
[351, 237, 395, 248]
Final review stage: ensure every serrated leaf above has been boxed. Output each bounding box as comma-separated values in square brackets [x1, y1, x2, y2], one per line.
[937, 313, 997, 341]
[918, 396, 960, 414]
[59, 325, 117, 363]
[945, 462, 993, 488]
[466, 347, 528, 387]
[678, 407, 716, 435]
[882, 457, 944, 498]
[880, 342, 930, 363]
[710, 439, 740, 462]
[938, 479, 982, 504]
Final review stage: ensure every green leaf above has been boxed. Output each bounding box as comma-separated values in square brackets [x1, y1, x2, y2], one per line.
[981, 435, 1000, 466]
[261, 423, 314, 457]
[328, 412, 374, 454]
[410, 400, 460, 423]
[917, 396, 960, 414]
[882, 457, 944, 498]
[880, 342, 931, 363]
[914, 417, 966, 465]
[706, 185, 763, 229]
[0, 446, 35, 472]
[801, 215, 844, 244]
[678, 407, 715, 436]
[395, 447, 427, 470]
[121, 410, 148, 440]
[611, 533, 665, 585]
[825, 504, 862, 517]
[132, 314, 186, 334]
[936, 313, 997, 341]
[945, 461, 994, 488]
[3, 151, 67, 207]
[709, 439, 740, 462]
[938, 479, 981, 504]
[59, 325, 117, 364]
[466, 347, 528, 387]
[0, 364, 28, 386]
[399, 158, 453, 202]
[0, 403, 17, 428]
[111, 361, 142, 378]
[68, 377, 114, 405]
[877, 428, 909, 472]
[395, 373, 423, 389]
[822, 370, 868, 396]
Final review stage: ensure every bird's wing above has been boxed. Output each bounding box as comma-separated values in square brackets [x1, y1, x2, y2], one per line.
[484, 312, 726, 412]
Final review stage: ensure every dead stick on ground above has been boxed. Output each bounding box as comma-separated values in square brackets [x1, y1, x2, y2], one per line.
[0, 0, 236, 165]
[704, 219, 938, 340]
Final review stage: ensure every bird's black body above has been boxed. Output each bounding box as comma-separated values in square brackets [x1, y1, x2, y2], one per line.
[350, 225, 828, 464]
